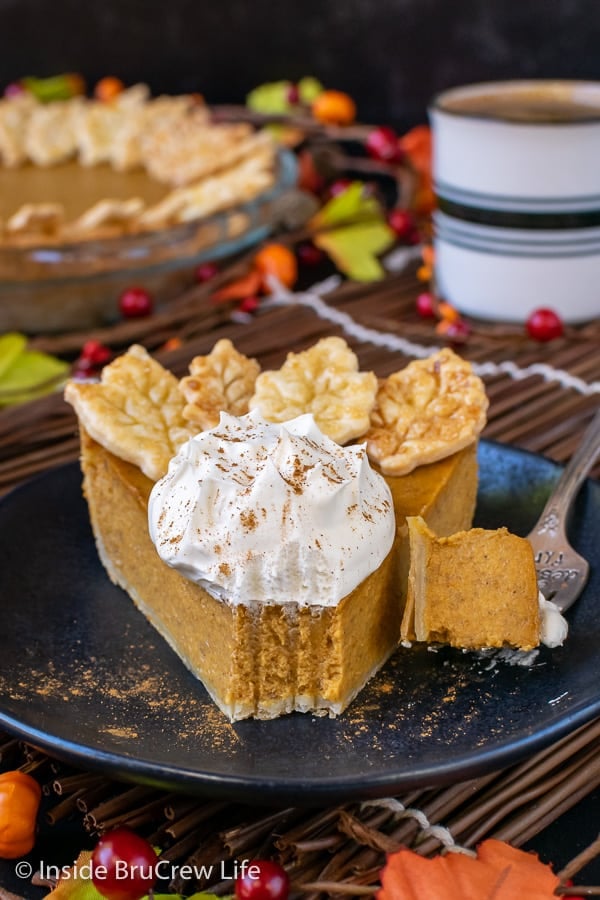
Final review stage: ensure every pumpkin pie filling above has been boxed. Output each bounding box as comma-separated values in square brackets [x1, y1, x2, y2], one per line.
[403, 516, 541, 650]
[0, 162, 168, 224]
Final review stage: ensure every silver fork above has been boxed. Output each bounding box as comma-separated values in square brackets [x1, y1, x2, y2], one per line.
[526, 407, 600, 612]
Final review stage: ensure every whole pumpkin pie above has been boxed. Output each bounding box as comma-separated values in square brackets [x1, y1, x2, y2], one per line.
[0, 86, 280, 333]
[0, 85, 276, 245]
[65, 341, 487, 720]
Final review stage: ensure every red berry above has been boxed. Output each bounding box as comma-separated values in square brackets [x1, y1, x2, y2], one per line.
[4, 82, 25, 98]
[71, 363, 97, 380]
[286, 83, 300, 105]
[195, 261, 219, 283]
[238, 295, 260, 313]
[526, 307, 564, 342]
[79, 340, 112, 367]
[365, 125, 404, 164]
[118, 287, 153, 318]
[296, 242, 325, 267]
[416, 292, 436, 318]
[444, 319, 471, 343]
[325, 178, 353, 199]
[387, 208, 417, 240]
[91, 827, 156, 900]
[235, 860, 290, 900]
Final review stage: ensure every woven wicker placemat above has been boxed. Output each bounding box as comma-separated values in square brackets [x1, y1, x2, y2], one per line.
[0, 257, 598, 895]
[0, 722, 599, 897]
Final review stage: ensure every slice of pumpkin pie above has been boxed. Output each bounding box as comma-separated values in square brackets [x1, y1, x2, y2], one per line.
[65, 340, 488, 719]
[65, 345, 400, 720]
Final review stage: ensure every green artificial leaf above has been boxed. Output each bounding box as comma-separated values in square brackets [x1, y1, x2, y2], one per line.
[20, 73, 85, 102]
[0, 332, 27, 379]
[148, 896, 185, 900]
[187, 894, 227, 900]
[148, 893, 223, 900]
[246, 80, 294, 115]
[297, 76, 324, 104]
[0, 349, 69, 391]
[45, 851, 105, 900]
[314, 220, 396, 282]
[310, 182, 383, 230]
[246, 77, 324, 114]
[264, 122, 290, 140]
[0, 347, 69, 405]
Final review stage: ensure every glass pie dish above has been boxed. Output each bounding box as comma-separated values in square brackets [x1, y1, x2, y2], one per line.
[0, 149, 297, 334]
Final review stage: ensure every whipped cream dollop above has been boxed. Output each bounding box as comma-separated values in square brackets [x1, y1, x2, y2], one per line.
[538, 592, 569, 648]
[148, 411, 395, 607]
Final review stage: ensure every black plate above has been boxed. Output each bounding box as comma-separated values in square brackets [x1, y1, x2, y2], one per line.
[0, 442, 598, 804]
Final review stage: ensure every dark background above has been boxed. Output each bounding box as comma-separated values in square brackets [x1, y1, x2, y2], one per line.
[2, 0, 600, 128]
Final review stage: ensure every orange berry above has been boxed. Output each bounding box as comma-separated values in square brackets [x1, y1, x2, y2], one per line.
[416, 265, 432, 282]
[438, 301, 461, 323]
[160, 337, 183, 352]
[421, 244, 435, 268]
[253, 243, 298, 290]
[311, 90, 357, 126]
[95, 76, 125, 102]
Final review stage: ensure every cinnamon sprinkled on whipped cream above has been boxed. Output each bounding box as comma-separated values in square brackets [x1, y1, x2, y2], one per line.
[148, 411, 395, 607]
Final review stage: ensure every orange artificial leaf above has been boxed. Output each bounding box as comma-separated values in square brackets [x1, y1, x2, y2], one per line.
[413, 178, 436, 215]
[398, 125, 432, 175]
[211, 269, 263, 303]
[297, 149, 325, 194]
[399, 125, 436, 214]
[378, 839, 561, 900]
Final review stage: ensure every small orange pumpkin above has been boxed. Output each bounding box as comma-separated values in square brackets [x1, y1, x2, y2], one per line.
[0, 770, 42, 859]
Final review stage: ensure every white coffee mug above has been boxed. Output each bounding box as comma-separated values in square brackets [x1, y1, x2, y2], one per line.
[430, 80, 600, 323]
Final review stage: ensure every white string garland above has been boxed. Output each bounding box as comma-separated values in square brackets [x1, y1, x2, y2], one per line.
[361, 797, 475, 856]
[264, 279, 600, 397]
